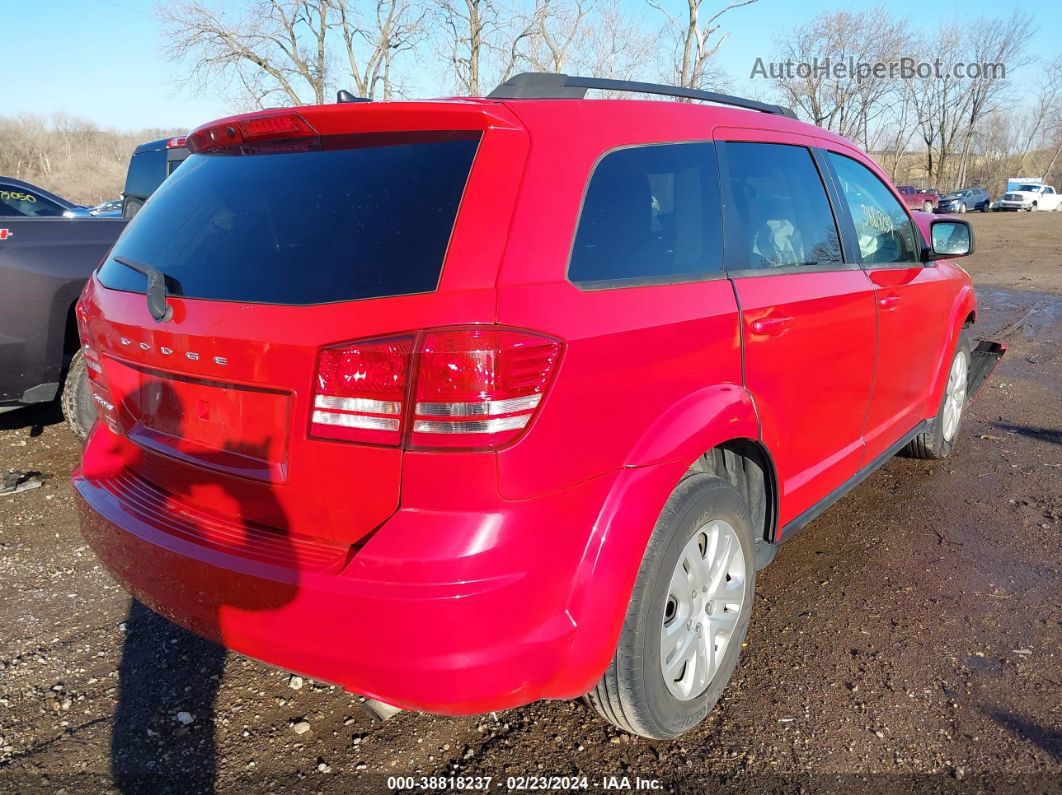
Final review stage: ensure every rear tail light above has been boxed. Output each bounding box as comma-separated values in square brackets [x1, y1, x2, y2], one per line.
[311, 336, 413, 445]
[187, 112, 319, 154]
[411, 329, 560, 448]
[166, 136, 187, 149]
[310, 327, 562, 450]
[76, 304, 118, 433]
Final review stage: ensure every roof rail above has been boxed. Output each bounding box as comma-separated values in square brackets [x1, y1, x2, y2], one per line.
[487, 72, 798, 119]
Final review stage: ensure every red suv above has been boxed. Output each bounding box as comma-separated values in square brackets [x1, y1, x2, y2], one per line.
[74, 73, 1004, 739]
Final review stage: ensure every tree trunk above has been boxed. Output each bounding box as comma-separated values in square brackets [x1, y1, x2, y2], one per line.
[1042, 137, 1062, 184]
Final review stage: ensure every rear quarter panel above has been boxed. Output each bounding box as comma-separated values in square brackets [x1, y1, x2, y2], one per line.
[493, 101, 751, 500]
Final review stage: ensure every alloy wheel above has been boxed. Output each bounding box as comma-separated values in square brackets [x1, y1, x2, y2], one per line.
[941, 349, 968, 442]
[660, 519, 747, 701]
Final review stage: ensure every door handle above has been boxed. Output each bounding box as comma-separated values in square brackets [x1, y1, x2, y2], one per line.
[750, 315, 793, 336]
[878, 295, 900, 310]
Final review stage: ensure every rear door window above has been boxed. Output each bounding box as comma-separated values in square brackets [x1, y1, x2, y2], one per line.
[568, 143, 723, 286]
[724, 142, 842, 270]
[98, 133, 480, 304]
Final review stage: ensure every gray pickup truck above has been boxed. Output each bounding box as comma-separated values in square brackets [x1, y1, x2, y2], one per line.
[0, 177, 127, 436]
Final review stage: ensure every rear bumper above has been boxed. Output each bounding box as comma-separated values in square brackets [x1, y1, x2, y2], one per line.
[73, 442, 634, 715]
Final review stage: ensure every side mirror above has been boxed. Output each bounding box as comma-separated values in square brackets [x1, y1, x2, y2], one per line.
[925, 219, 974, 260]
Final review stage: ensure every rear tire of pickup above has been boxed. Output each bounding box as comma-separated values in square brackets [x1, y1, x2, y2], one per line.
[587, 474, 755, 739]
[61, 351, 97, 442]
[903, 331, 971, 460]
[923, 201, 933, 212]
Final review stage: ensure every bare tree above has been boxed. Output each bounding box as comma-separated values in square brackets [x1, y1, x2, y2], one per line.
[966, 111, 1014, 192]
[521, 0, 592, 73]
[1016, 55, 1062, 174]
[0, 114, 181, 205]
[431, 0, 593, 94]
[882, 79, 922, 180]
[572, 0, 658, 83]
[648, 0, 757, 90]
[1042, 130, 1062, 185]
[951, 11, 1035, 189]
[431, 0, 496, 94]
[768, 7, 909, 146]
[912, 24, 968, 184]
[158, 0, 422, 107]
[337, 0, 425, 98]
[495, 0, 550, 83]
[159, 0, 332, 106]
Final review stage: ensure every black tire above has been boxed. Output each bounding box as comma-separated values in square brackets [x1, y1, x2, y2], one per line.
[61, 351, 97, 441]
[903, 330, 971, 460]
[587, 474, 756, 739]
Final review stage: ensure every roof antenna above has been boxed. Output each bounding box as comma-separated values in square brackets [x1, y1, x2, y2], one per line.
[337, 90, 371, 103]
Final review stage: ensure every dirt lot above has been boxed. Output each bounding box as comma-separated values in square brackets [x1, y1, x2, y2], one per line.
[0, 212, 1059, 793]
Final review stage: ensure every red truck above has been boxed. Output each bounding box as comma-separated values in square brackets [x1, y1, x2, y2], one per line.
[897, 185, 938, 212]
[74, 72, 1005, 739]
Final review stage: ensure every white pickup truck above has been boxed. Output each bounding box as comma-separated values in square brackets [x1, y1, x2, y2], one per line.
[992, 183, 1062, 212]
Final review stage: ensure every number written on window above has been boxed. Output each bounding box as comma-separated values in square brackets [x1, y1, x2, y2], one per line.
[827, 153, 918, 264]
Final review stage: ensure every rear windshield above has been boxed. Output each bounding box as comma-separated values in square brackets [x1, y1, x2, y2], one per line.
[99, 132, 480, 305]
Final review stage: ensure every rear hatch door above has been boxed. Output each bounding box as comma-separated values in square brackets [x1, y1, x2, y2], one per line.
[80, 102, 527, 545]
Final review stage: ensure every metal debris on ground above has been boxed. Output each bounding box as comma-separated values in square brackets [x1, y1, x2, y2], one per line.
[0, 470, 44, 496]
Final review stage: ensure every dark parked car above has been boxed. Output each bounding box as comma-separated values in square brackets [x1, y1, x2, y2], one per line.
[122, 136, 189, 218]
[0, 181, 126, 433]
[935, 187, 990, 214]
[0, 177, 93, 218]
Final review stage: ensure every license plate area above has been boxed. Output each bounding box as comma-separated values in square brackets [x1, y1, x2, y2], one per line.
[105, 358, 292, 482]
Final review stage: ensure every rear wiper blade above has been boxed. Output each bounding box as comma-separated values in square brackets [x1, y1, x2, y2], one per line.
[112, 255, 173, 322]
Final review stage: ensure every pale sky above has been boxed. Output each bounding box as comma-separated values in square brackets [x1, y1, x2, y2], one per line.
[6, 0, 1057, 132]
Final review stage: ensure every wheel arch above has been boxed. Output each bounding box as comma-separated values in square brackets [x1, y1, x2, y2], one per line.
[623, 383, 761, 469]
[44, 282, 88, 385]
[926, 284, 977, 416]
[560, 386, 774, 696]
[688, 438, 778, 547]
[63, 300, 81, 361]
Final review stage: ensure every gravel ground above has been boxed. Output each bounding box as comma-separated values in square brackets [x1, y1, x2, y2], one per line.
[0, 212, 1059, 793]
